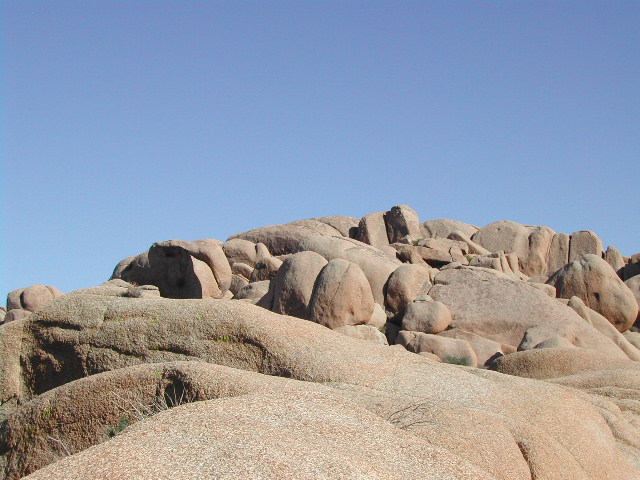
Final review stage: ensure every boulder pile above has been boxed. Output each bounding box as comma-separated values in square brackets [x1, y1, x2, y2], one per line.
[2, 204, 639, 479]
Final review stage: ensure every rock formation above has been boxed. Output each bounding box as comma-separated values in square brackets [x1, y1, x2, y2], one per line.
[2, 204, 640, 479]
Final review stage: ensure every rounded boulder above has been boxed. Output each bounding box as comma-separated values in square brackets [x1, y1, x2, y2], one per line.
[547, 254, 639, 332]
[308, 258, 375, 329]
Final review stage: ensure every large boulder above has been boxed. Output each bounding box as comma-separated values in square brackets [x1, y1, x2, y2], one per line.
[233, 281, 272, 304]
[569, 230, 604, 262]
[437, 329, 503, 366]
[308, 259, 375, 329]
[396, 331, 478, 367]
[561, 296, 640, 361]
[385, 264, 432, 318]
[401, 300, 452, 334]
[471, 221, 555, 277]
[428, 266, 629, 358]
[490, 348, 640, 380]
[621, 254, 640, 281]
[384, 205, 422, 243]
[6, 285, 63, 312]
[547, 254, 639, 332]
[625, 275, 640, 324]
[296, 236, 401, 305]
[111, 239, 231, 299]
[271, 251, 328, 319]
[222, 238, 259, 267]
[421, 219, 479, 239]
[2, 294, 639, 479]
[355, 212, 389, 249]
[546, 233, 570, 275]
[227, 216, 359, 256]
[605, 245, 626, 272]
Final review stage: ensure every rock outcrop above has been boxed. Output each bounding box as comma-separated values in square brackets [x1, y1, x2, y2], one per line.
[547, 254, 639, 332]
[111, 239, 231, 299]
[3, 204, 640, 479]
[228, 216, 359, 255]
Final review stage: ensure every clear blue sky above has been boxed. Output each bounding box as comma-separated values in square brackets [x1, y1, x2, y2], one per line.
[2, 1, 638, 295]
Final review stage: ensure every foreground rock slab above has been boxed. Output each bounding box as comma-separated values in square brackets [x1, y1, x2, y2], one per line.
[23, 390, 496, 480]
[2, 294, 639, 479]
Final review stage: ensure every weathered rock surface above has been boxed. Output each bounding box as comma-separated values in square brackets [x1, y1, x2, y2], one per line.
[233, 280, 272, 304]
[249, 255, 283, 282]
[393, 243, 467, 268]
[229, 273, 249, 295]
[605, 245, 626, 272]
[560, 296, 640, 361]
[621, 255, 640, 281]
[428, 266, 629, 358]
[3, 207, 640, 480]
[2, 294, 640, 479]
[367, 303, 387, 328]
[22, 390, 497, 480]
[547, 254, 638, 332]
[2, 309, 33, 323]
[447, 230, 489, 255]
[228, 216, 359, 256]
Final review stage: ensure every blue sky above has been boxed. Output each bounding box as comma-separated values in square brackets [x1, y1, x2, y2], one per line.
[2, 1, 638, 295]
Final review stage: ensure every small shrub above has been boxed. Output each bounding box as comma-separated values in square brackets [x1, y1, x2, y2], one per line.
[443, 355, 472, 366]
[107, 416, 130, 437]
[119, 286, 144, 298]
[46, 435, 71, 457]
[108, 382, 196, 437]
